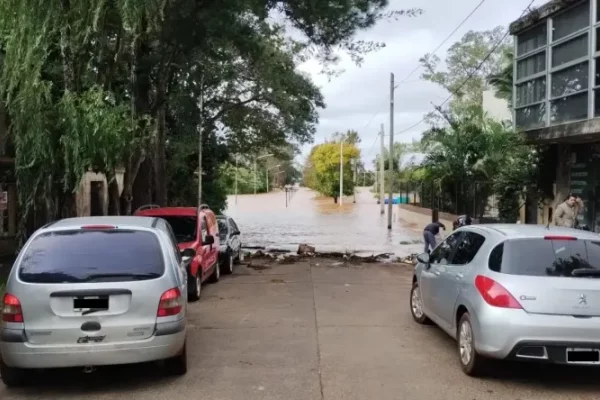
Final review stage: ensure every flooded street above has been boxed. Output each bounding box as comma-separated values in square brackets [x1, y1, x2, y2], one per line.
[224, 187, 423, 256]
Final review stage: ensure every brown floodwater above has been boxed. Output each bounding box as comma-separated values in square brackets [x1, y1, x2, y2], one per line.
[224, 187, 423, 256]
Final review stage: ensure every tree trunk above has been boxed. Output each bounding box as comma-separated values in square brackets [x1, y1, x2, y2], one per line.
[154, 93, 167, 206]
[107, 171, 121, 215]
[333, 196, 338, 204]
[132, 158, 153, 210]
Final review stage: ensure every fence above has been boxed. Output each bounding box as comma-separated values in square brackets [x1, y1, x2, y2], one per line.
[396, 180, 500, 221]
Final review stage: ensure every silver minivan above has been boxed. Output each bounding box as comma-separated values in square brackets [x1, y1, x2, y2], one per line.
[0, 216, 188, 387]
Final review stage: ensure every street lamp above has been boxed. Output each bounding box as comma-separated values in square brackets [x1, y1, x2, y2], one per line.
[266, 164, 281, 193]
[254, 154, 273, 194]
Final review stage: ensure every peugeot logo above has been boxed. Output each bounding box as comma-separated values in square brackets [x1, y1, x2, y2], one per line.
[579, 294, 588, 305]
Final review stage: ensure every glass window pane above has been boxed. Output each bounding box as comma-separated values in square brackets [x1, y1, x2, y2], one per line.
[550, 91, 589, 123]
[551, 62, 589, 98]
[517, 52, 546, 79]
[552, 34, 588, 67]
[552, 1, 590, 41]
[596, 58, 600, 86]
[517, 23, 547, 55]
[516, 103, 547, 130]
[516, 77, 546, 106]
[597, 27, 600, 52]
[594, 88, 600, 116]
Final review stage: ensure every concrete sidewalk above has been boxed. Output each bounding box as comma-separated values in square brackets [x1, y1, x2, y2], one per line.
[2, 259, 600, 399]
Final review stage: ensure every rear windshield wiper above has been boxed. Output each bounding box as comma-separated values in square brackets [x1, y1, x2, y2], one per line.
[84, 273, 161, 282]
[571, 269, 600, 277]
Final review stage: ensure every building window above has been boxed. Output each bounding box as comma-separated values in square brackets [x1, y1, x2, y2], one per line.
[552, 0, 590, 41]
[552, 34, 588, 67]
[517, 23, 547, 55]
[551, 62, 589, 98]
[551, 91, 588, 123]
[517, 52, 546, 79]
[594, 89, 600, 116]
[516, 103, 547, 129]
[516, 77, 546, 106]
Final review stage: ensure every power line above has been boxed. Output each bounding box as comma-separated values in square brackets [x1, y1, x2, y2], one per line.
[395, 0, 535, 136]
[395, 0, 487, 87]
[360, 0, 488, 133]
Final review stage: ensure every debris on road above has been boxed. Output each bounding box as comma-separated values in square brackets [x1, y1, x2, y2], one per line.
[297, 243, 316, 255]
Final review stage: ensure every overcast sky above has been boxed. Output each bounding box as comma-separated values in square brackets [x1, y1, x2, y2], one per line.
[296, 0, 547, 170]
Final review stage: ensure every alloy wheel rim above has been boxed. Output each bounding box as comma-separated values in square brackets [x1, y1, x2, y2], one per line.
[411, 287, 424, 318]
[230, 255, 234, 272]
[196, 275, 201, 297]
[459, 321, 473, 365]
[216, 263, 220, 279]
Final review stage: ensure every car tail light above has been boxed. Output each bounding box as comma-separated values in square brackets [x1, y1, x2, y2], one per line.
[81, 225, 116, 230]
[474, 275, 522, 309]
[544, 235, 576, 241]
[157, 288, 183, 317]
[2, 293, 23, 323]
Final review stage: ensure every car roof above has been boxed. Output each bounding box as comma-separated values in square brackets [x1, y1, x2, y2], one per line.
[465, 224, 600, 241]
[46, 216, 159, 230]
[136, 207, 197, 217]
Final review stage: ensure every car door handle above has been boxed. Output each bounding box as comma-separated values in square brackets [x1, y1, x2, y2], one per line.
[454, 273, 464, 280]
[432, 270, 441, 276]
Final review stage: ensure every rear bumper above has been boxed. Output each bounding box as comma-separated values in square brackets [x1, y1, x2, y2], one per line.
[507, 340, 600, 365]
[473, 307, 600, 360]
[0, 320, 186, 369]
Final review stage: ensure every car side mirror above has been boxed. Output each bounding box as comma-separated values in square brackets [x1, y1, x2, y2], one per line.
[204, 234, 215, 245]
[232, 230, 240, 236]
[416, 252, 430, 264]
[182, 248, 196, 259]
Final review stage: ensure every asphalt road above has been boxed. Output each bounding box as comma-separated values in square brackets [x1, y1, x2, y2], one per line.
[2, 259, 600, 399]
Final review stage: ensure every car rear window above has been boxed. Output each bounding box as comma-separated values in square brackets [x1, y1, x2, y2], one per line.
[19, 230, 164, 283]
[489, 238, 600, 277]
[160, 216, 197, 243]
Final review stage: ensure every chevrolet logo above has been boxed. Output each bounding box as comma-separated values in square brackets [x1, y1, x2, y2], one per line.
[579, 294, 588, 305]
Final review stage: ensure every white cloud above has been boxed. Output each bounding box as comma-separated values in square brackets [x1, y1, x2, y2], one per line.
[296, 0, 548, 169]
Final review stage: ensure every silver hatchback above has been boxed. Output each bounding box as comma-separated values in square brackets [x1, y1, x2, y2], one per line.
[410, 224, 600, 376]
[0, 216, 188, 387]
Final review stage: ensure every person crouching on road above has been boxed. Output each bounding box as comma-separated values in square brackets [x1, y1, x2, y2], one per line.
[423, 221, 446, 253]
[554, 194, 584, 228]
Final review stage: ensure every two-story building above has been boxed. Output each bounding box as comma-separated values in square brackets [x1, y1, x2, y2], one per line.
[511, 0, 600, 230]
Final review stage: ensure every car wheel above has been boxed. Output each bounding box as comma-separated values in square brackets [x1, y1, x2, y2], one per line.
[188, 272, 201, 302]
[165, 341, 187, 376]
[458, 313, 488, 376]
[234, 245, 242, 264]
[222, 249, 234, 275]
[208, 262, 220, 283]
[410, 281, 431, 325]
[0, 358, 27, 388]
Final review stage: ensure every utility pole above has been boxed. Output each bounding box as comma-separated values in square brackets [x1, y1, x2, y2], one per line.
[266, 168, 269, 193]
[235, 155, 238, 205]
[254, 159, 257, 195]
[387, 73, 394, 229]
[379, 124, 385, 215]
[339, 139, 343, 207]
[353, 159, 357, 203]
[198, 73, 204, 206]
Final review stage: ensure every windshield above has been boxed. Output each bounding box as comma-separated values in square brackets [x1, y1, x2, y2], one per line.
[161, 216, 197, 243]
[489, 238, 600, 278]
[19, 230, 164, 283]
[217, 219, 228, 242]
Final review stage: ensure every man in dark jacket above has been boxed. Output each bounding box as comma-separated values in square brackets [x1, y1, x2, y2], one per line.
[423, 221, 446, 253]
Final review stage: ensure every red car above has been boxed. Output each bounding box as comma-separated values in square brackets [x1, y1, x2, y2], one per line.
[135, 205, 220, 301]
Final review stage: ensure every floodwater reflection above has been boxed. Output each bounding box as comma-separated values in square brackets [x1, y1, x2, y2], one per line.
[224, 187, 422, 256]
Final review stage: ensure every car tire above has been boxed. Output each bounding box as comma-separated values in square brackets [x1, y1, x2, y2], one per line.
[0, 358, 27, 388]
[188, 271, 201, 302]
[234, 244, 242, 264]
[222, 249, 234, 275]
[410, 281, 432, 325]
[208, 262, 220, 283]
[457, 313, 488, 377]
[165, 341, 187, 376]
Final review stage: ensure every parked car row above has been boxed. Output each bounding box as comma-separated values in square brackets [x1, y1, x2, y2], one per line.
[410, 224, 600, 376]
[0, 205, 242, 387]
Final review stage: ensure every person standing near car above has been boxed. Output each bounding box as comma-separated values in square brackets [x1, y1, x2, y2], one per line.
[554, 194, 584, 228]
[423, 221, 446, 253]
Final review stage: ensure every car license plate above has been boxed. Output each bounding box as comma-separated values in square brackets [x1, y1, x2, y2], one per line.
[566, 348, 600, 364]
